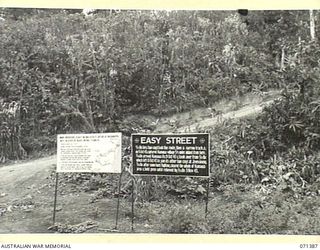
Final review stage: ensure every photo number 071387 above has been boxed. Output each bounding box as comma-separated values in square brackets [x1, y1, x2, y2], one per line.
[300, 245, 319, 249]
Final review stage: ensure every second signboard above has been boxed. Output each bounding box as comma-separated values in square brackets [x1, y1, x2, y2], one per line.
[132, 133, 209, 177]
[57, 133, 122, 173]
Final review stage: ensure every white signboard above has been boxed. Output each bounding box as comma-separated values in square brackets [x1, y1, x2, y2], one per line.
[57, 133, 122, 173]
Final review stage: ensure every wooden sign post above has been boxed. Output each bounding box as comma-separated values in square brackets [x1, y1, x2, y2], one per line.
[53, 133, 122, 225]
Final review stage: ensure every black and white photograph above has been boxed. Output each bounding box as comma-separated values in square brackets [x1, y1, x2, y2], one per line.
[0, 7, 320, 235]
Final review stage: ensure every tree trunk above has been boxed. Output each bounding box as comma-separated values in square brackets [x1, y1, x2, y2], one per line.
[310, 10, 316, 41]
[78, 62, 96, 132]
[280, 46, 285, 71]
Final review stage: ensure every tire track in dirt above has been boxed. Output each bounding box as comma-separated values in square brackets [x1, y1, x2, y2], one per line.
[155, 91, 280, 133]
[176, 99, 275, 132]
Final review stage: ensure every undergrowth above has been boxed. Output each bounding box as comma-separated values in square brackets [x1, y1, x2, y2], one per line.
[138, 185, 320, 234]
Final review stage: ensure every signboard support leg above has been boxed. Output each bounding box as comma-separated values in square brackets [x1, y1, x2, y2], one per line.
[115, 171, 124, 230]
[53, 172, 59, 224]
[131, 178, 135, 232]
[205, 177, 210, 217]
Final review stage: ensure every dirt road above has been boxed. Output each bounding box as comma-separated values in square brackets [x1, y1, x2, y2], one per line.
[176, 99, 275, 132]
[0, 155, 56, 193]
[155, 90, 280, 133]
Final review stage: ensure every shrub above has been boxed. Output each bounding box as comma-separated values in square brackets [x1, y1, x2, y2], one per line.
[159, 203, 210, 233]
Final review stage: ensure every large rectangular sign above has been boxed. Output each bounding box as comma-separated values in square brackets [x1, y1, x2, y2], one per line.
[132, 133, 209, 177]
[57, 133, 122, 173]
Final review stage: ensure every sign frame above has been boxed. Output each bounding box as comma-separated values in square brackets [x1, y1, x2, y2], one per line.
[56, 132, 122, 173]
[131, 133, 210, 178]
